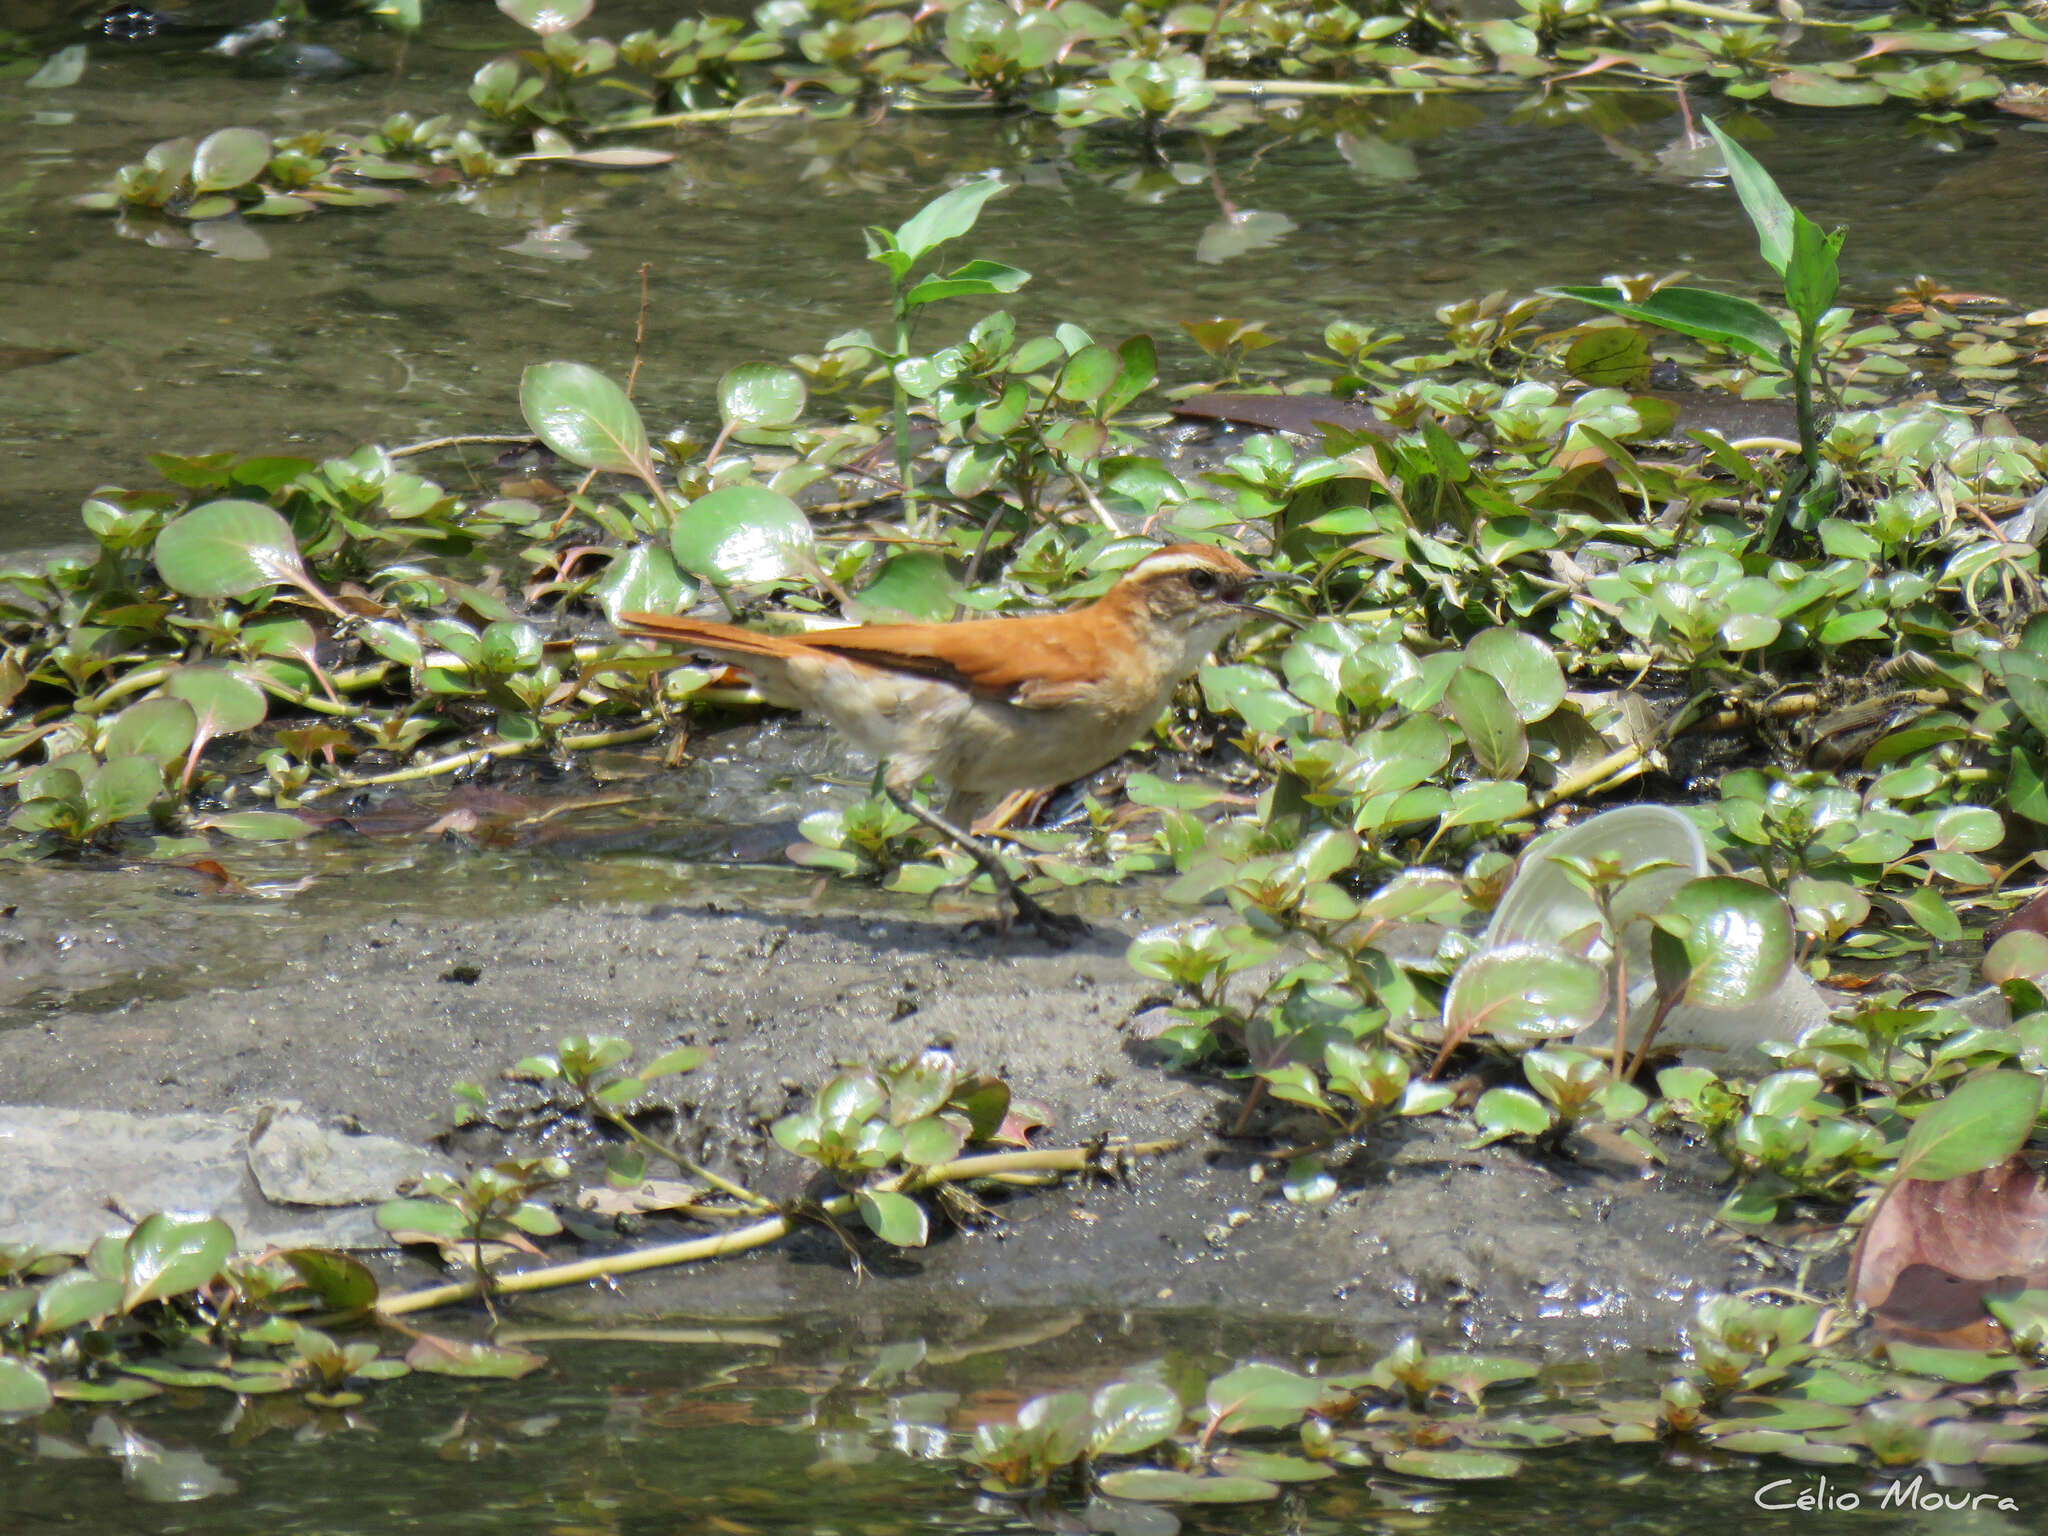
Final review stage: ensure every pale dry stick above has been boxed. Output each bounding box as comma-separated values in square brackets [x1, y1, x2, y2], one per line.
[294, 722, 662, 802]
[373, 1140, 1180, 1319]
[1528, 690, 1714, 815]
[388, 434, 538, 459]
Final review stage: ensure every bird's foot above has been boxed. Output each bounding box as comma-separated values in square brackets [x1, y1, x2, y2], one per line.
[965, 890, 1089, 948]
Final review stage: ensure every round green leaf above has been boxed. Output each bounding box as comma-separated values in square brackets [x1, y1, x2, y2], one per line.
[153, 500, 307, 600]
[1089, 1380, 1184, 1457]
[1652, 877, 1793, 1009]
[1462, 628, 1565, 723]
[166, 665, 268, 735]
[1894, 1070, 2043, 1182]
[592, 543, 693, 627]
[521, 362, 649, 476]
[85, 756, 165, 826]
[1094, 1470, 1279, 1504]
[200, 810, 313, 842]
[122, 1213, 234, 1310]
[717, 362, 807, 432]
[1473, 1085, 1554, 1141]
[855, 1188, 929, 1247]
[1381, 1448, 1523, 1480]
[193, 127, 271, 192]
[0, 1358, 53, 1418]
[281, 1249, 379, 1311]
[497, 0, 592, 34]
[1443, 943, 1606, 1046]
[1444, 665, 1528, 781]
[1771, 70, 1887, 107]
[1205, 1362, 1323, 1433]
[405, 1335, 546, 1377]
[849, 552, 959, 622]
[669, 484, 815, 586]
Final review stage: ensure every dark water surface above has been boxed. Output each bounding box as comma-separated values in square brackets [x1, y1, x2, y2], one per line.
[4, 3, 2048, 551]
[10, 1306, 2043, 1533]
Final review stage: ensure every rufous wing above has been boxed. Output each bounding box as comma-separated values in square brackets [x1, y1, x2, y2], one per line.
[620, 609, 1111, 710]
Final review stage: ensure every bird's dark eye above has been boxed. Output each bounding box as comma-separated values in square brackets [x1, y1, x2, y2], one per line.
[1187, 569, 1218, 595]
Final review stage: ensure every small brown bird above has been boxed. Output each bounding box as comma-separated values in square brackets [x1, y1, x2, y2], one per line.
[621, 543, 1272, 941]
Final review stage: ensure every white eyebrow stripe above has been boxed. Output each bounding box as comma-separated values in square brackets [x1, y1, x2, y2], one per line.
[1131, 550, 1237, 579]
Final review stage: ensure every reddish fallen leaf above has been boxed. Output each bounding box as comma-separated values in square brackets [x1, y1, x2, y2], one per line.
[1988, 886, 2048, 943]
[1849, 1157, 2048, 1347]
[178, 858, 247, 894]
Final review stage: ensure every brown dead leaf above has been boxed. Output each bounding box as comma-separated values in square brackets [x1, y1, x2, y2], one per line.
[1850, 1156, 2048, 1346]
[575, 1179, 708, 1217]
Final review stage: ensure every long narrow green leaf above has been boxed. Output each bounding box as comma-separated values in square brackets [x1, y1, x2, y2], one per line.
[1784, 210, 1843, 325]
[1546, 285, 1789, 369]
[1704, 118, 1794, 278]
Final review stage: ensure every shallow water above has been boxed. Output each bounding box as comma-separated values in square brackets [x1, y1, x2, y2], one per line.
[5, 4, 2048, 551]
[5, 4, 2047, 1527]
[10, 1306, 2041, 1534]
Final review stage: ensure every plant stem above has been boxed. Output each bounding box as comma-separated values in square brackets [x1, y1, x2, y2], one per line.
[892, 297, 919, 537]
[371, 1140, 1178, 1318]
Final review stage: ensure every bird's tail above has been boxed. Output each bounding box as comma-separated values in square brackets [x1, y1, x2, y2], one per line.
[617, 612, 808, 663]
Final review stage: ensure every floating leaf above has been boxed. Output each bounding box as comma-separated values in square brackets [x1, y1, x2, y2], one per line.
[281, 1249, 379, 1311]
[404, 1334, 546, 1377]
[1089, 1379, 1183, 1456]
[1650, 877, 1793, 1010]
[718, 362, 807, 433]
[122, 1214, 233, 1311]
[0, 1359, 54, 1417]
[153, 500, 308, 600]
[1381, 1448, 1523, 1480]
[192, 127, 270, 192]
[1440, 943, 1606, 1056]
[670, 484, 816, 586]
[856, 1188, 929, 1247]
[1893, 1072, 2043, 1183]
[520, 362, 649, 476]
[1093, 1469, 1279, 1504]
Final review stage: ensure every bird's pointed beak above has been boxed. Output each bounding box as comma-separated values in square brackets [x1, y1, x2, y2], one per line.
[1231, 570, 1306, 629]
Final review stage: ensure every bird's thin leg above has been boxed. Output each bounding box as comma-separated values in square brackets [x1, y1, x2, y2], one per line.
[884, 785, 1088, 946]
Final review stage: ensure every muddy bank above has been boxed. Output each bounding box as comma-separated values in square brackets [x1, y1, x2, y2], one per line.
[0, 875, 1793, 1356]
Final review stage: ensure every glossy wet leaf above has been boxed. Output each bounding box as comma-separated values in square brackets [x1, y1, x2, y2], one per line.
[1549, 285, 1788, 369]
[498, 0, 592, 35]
[892, 178, 1006, 265]
[200, 810, 313, 842]
[34, 1271, 124, 1333]
[1650, 877, 1793, 1010]
[153, 500, 307, 600]
[1206, 1362, 1324, 1432]
[167, 665, 268, 735]
[1094, 1469, 1279, 1504]
[670, 484, 815, 586]
[122, 1213, 233, 1310]
[1471, 1086, 1553, 1145]
[405, 1334, 547, 1377]
[1463, 628, 1565, 722]
[193, 128, 270, 192]
[84, 756, 163, 826]
[856, 1189, 929, 1247]
[1382, 1448, 1522, 1480]
[1441, 943, 1606, 1049]
[1089, 1379, 1183, 1456]
[592, 544, 691, 626]
[521, 362, 649, 476]
[375, 1198, 469, 1242]
[718, 362, 807, 431]
[0, 1358, 53, 1417]
[282, 1248, 379, 1311]
[852, 552, 959, 622]
[1444, 666, 1527, 781]
[1894, 1072, 2043, 1183]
